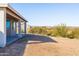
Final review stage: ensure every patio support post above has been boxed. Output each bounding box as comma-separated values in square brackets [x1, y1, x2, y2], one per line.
[15, 21, 17, 34]
[18, 20, 21, 34]
[24, 22, 26, 34]
[10, 20, 12, 36]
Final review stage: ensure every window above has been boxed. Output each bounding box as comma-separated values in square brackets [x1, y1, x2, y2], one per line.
[6, 19, 10, 29]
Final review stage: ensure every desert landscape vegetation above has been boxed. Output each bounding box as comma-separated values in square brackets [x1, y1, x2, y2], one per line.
[28, 24, 79, 39]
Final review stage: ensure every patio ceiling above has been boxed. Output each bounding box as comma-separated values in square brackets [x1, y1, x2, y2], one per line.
[6, 13, 19, 21]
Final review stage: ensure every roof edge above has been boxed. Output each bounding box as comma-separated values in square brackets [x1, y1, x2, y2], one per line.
[0, 3, 28, 22]
[8, 4, 28, 22]
[0, 3, 8, 7]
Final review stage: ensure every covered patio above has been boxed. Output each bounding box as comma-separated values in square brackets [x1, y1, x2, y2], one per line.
[6, 13, 27, 44]
[0, 4, 27, 47]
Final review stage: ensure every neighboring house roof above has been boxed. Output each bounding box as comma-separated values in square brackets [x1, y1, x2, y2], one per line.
[0, 3, 28, 22]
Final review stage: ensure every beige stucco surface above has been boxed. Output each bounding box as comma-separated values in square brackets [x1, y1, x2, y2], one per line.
[0, 8, 6, 47]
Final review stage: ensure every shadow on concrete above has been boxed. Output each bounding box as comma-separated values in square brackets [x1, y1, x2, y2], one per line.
[0, 34, 57, 56]
[26, 34, 57, 44]
[0, 38, 28, 56]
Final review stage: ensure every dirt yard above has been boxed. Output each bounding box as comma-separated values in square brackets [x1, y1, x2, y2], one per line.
[24, 36, 79, 56]
[0, 34, 79, 56]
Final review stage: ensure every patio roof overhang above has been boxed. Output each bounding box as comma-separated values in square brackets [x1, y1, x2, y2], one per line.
[0, 3, 28, 22]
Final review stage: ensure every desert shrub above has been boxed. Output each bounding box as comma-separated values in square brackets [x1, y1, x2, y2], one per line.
[72, 28, 79, 38]
[28, 24, 68, 37]
[67, 30, 76, 39]
[53, 24, 68, 37]
[28, 24, 79, 39]
[66, 28, 79, 39]
[46, 30, 54, 36]
[28, 26, 48, 35]
[29, 27, 41, 34]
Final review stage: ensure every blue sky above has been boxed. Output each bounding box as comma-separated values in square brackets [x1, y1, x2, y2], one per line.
[10, 3, 79, 26]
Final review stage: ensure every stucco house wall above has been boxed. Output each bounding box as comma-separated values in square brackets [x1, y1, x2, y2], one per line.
[0, 8, 6, 47]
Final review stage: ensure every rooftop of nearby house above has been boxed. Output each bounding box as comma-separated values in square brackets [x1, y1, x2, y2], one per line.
[0, 3, 27, 22]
